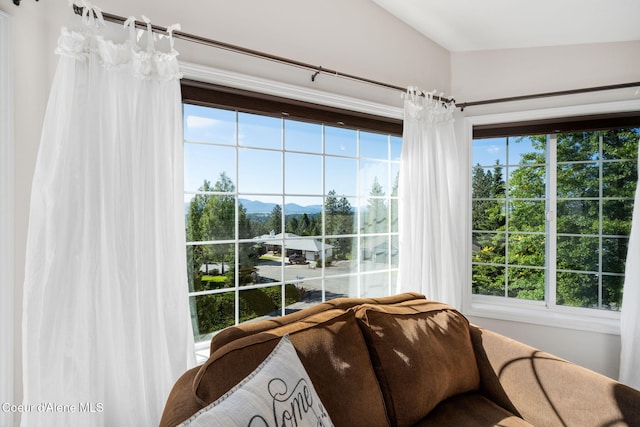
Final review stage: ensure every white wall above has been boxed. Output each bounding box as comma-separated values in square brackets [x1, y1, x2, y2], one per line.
[453, 42, 640, 381]
[452, 41, 640, 104]
[2, 1, 449, 424]
[467, 315, 622, 379]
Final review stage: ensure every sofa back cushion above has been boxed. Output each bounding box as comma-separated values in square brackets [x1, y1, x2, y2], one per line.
[354, 300, 481, 427]
[209, 292, 426, 354]
[193, 309, 391, 427]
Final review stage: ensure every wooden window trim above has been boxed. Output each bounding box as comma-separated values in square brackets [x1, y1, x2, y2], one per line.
[181, 79, 403, 136]
[473, 111, 640, 139]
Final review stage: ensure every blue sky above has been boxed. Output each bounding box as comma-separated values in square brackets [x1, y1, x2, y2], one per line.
[472, 136, 543, 167]
[183, 104, 401, 207]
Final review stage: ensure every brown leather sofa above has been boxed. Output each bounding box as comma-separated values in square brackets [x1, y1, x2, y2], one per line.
[160, 292, 640, 426]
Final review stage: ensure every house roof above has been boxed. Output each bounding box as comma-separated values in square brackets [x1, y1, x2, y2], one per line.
[254, 232, 333, 252]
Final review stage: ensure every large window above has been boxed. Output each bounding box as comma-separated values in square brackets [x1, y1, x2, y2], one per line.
[472, 115, 639, 313]
[183, 83, 402, 342]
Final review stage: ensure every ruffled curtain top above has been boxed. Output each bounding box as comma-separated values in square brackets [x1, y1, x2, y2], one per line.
[55, 23, 182, 82]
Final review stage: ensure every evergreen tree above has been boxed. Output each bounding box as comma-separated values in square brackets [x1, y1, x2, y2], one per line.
[267, 204, 282, 234]
[364, 177, 388, 234]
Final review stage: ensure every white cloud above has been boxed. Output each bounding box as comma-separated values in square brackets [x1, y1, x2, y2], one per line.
[486, 145, 501, 153]
[186, 115, 218, 129]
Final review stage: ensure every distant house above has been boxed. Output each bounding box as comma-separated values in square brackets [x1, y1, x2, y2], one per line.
[254, 232, 333, 262]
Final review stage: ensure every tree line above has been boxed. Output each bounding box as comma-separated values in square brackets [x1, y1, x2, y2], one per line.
[472, 129, 638, 310]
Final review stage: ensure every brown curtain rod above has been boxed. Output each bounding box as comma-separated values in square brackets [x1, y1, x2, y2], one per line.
[73, 6, 639, 111]
[457, 81, 640, 111]
[72, 6, 455, 105]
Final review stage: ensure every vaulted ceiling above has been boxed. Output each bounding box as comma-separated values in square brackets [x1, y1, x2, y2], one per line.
[370, 0, 640, 51]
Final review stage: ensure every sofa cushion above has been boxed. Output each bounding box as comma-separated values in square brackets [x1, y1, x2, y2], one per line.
[209, 292, 426, 354]
[414, 393, 534, 427]
[178, 335, 334, 427]
[354, 299, 481, 427]
[193, 308, 391, 427]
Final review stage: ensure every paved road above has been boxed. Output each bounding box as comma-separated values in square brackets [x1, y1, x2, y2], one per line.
[256, 258, 392, 304]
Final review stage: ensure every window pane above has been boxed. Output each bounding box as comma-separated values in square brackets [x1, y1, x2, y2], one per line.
[602, 275, 623, 311]
[472, 232, 505, 264]
[473, 137, 506, 166]
[238, 112, 281, 149]
[187, 244, 235, 291]
[238, 148, 281, 194]
[557, 200, 599, 235]
[186, 196, 237, 241]
[391, 164, 400, 196]
[325, 157, 357, 196]
[184, 104, 235, 145]
[556, 272, 598, 308]
[325, 196, 357, 235]
[390, 198, 399, 233]
[509, 200, 545, 232]
[391, 235, 399, 268]
[557, 132, 599, 162]
[184, 144, 236, 193]
[472, 165, 506, 198]
[325, 236, 354, 264]
[602, 128, 639, 160]
[360, 236, 394, 270]
[190, 293, 235, 341]
[602, 161, 637, 198]
[472, 199, 506, 231]
[239, 286, 284, 322]
[602, 237, 629, 274]
[285, 152, 322, 195]
[283, 196, 322, 236]
[391, 136, 402, 161]
[508, 234, 545, 267]
[509, 135, 545, 165]
[507, 267, 544, 300]
[361, 198, 388, 234]
[360, 160, 389, 196]
[292, 278, 323, 308]
[557, 162, 599, 198]
[508, 166, 545, 198]
[557, 236, 599, 272]
[472, 264, 505, 296]
[325, 126, 356, 157]
[239, 242, 269, 286]
[602, 200, 633, 235]
[360, 131, 388, 160]
[241, 195, 282, 235]
[361, 272, 390, 298]
[324, 277, 355, 300]
[285, 119, 322, 153]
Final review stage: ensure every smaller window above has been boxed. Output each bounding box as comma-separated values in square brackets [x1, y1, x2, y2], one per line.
[471, 113, 640, 316]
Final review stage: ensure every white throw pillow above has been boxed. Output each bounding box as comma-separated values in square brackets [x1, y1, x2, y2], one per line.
[179, 335, 335, 427]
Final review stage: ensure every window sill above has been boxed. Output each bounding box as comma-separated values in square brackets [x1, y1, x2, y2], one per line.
[464, 296, 620, 336]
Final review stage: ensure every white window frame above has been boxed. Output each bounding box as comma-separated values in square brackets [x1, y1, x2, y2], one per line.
[0, 10, 14, 427]
[463, 99, 640, 335]
[180, 61, 403, 354]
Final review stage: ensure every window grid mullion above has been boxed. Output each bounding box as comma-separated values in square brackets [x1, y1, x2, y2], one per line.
[504, 137, 510, 298]
[546, 134, 558, 309]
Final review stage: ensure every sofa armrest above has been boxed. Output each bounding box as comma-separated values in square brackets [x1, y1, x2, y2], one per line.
[469, 325, 640, 427]
[159, 366, 204, 427]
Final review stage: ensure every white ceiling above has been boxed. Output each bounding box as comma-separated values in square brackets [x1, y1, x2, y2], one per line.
[370, 0, 640, 52]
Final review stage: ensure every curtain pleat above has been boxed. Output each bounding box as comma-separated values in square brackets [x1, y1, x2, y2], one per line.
[398, 90, 463, 307]
[22, 19, 194, 426]
[620, 143, 640, 390]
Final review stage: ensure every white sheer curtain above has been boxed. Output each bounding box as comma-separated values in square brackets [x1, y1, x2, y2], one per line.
[620, 143, 640, 390]
[22, 8, 194, 427]
[397, 88, 463, 307]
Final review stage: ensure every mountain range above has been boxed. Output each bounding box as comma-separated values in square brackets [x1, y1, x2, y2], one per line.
[239, 199, 323, 215]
